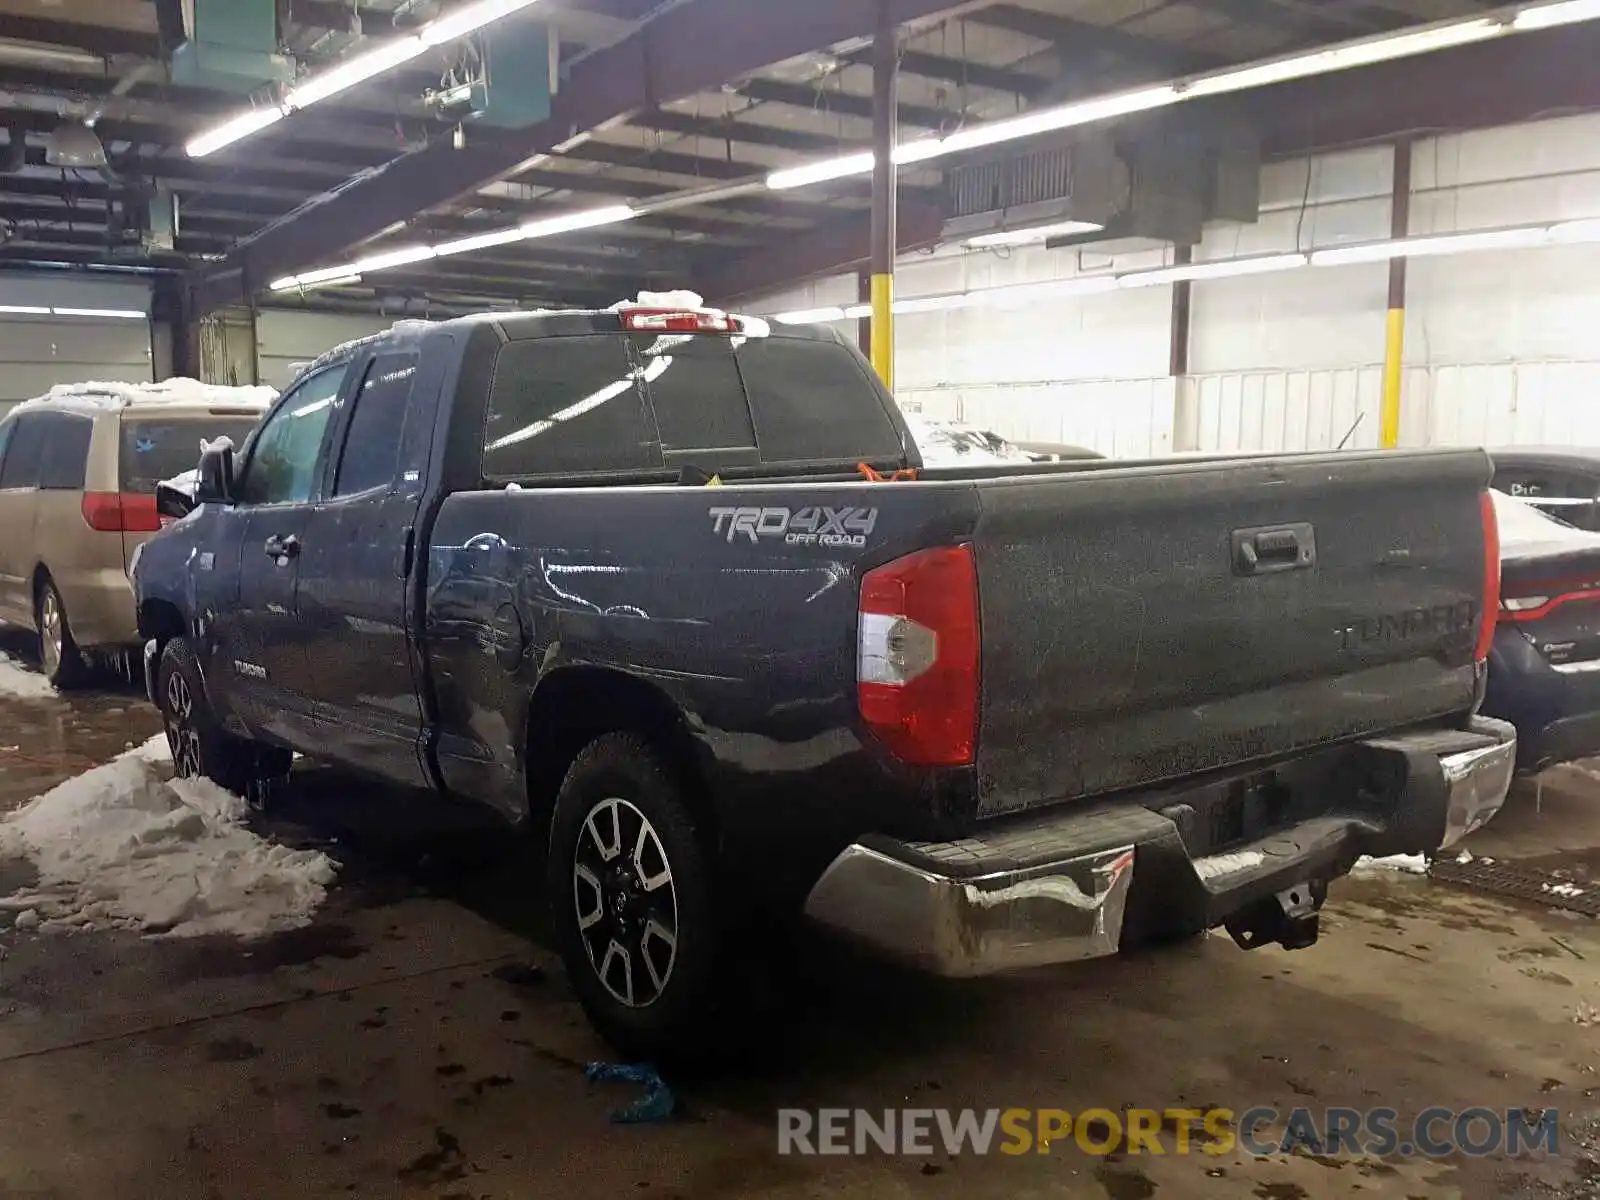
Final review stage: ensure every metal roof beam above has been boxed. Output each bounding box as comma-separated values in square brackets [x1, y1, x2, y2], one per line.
[965, 5, 1227, 74]
[192, 0, 971, 311]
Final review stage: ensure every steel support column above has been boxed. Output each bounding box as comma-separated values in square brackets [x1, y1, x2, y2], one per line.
[1169, 244, 1192, 377]
[1381, 140, 1411, 450]
[869, 0, 898, 390]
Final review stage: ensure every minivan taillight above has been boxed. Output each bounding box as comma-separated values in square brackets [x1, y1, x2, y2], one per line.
[857, 544, 980, 766]
[82, 492, 162, 533]
[1476, 490, 1501, 663]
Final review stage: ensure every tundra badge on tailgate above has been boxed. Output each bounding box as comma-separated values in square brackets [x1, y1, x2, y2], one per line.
[709, 505, 878, 548]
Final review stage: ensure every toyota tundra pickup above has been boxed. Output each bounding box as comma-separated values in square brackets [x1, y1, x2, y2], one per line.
[132, 300, 1515, 1057]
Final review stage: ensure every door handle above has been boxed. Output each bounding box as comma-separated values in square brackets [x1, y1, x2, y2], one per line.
[1232, 523, 1316, 576]
[264, 533, 301, 561]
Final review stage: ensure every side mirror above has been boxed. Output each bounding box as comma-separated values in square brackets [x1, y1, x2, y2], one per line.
[155, 474, 198, 521]
[196, 444, 234, 505]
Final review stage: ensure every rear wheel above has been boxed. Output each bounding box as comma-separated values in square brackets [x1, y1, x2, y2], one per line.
[35, 576, 86, 689]
[157, 638, 291, 804]
[547, 733, 721, 1062]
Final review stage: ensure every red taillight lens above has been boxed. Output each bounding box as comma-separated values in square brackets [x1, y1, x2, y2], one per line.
[617, 308, 741, 334]
[858, 544, 980, 767]
[81, 492, 161, 533]
[1476, 490, 1500, 662]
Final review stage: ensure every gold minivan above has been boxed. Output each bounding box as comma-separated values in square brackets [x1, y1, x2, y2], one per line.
[0, 381, 272, 686]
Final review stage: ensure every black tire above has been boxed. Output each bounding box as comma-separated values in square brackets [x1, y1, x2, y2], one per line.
[547, 733, 720, 1062]
[157, 638, 291, 805]
[34, 575, 86, 689]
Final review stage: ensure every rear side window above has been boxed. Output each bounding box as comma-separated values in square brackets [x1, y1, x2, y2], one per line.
[334, 354, 416, 496]
[736, 337, 902, 463]
[120, 417, 259, 495]
[37, 413, 91, 490]
[484, 336, 656, 479]
[0, 413, 45, 489]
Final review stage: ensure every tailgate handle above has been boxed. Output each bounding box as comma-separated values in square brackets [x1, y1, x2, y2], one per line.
[1233, 523, 1316, 576]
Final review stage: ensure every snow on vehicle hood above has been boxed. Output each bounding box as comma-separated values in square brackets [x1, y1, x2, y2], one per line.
[904, 414, 1035, 467]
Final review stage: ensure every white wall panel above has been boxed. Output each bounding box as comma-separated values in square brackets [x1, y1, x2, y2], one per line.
[1186, 368, 1385, 453]
[254, 310, 397, 390]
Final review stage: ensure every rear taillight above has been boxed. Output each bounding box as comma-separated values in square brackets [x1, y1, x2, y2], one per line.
[1476, 490, 1500, 662]
[1500, 581, 1600, 622]
[857, 545, 980, 767]
[82, 492, 161, 533]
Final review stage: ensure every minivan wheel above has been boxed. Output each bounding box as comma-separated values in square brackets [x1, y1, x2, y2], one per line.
[35, 576, 86, 689]
[548, 733, 721, 1062]
[157, 638, 291, 805]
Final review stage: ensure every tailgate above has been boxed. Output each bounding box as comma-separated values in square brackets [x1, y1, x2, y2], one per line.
[971, 448, 1492, 816]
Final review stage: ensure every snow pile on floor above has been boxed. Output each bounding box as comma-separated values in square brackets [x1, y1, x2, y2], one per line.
[1351, 853, 1431, 875]
[0, 651, 55, 700]
[0, 737, 336, 938]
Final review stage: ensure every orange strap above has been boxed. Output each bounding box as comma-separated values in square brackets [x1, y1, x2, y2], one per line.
[857, 462, 918, 483]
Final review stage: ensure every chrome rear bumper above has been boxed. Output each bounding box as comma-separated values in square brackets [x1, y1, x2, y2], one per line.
[803, 718, 1516, 977]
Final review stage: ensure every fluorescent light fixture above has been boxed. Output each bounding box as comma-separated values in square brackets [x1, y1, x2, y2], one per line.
[1310, 226, 1549, 266]
[636, 181, 768, 214]
[422, 0, 547, 44]
[1118, 253, 1309, 288]
[0, 305, 51, 316]
[519, 205, 637, 239]
[1182, 20, 1499, 100]
[432, 228, 534, 257]
[185, 105, 287, 157]
[293, 273, 363, 292]
[766, 152, 876, 191]
[188, 0, 548, 158]
[353, 244, 437, 273]
[984, 275, 1121, 306]
[966, 220, 1106, 249]
[936, 86, 1179, 158]
[51, 307, 147, 319]
[1548, 218, 1600, 243]
[288, 37, 429, 109]
[773, 306, 847, 324]
[1514, 0, 1600, 28]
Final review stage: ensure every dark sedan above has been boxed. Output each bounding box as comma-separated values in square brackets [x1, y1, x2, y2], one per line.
[1484, 489, 1600, 772]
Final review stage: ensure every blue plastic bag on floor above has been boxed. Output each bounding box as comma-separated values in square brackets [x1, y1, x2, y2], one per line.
[584, 1061, 676, 1124]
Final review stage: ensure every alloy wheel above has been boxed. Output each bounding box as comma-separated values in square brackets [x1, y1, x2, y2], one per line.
[572, 796, 680, 1009]
[163, 671, 203, 779]
[39, 590, 62, 678]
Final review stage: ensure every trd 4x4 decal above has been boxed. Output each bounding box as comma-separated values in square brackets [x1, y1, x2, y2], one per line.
[709, 505, 878, 548]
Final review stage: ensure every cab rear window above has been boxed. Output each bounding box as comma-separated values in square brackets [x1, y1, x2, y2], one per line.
[120, 418, 260, 494]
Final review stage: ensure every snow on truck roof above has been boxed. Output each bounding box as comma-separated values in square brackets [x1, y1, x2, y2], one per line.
[15, 377, 277, 417]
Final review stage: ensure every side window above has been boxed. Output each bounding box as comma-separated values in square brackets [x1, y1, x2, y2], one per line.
[0, 416, 14, 478]
[234, 367, 345, 506]
[37, 413, 92, 490]
[334, 354, 417, 497]
[0, 414, 46, 490]
[483, 336, 656, 479]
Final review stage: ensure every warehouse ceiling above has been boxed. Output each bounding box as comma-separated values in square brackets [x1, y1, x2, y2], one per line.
[0, 0, 1595, 319]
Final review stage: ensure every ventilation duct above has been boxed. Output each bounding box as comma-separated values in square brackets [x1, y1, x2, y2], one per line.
[170, 0, 292, 94]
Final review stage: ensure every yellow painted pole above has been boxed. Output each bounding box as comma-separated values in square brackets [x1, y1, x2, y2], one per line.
[870, 273, 894, 390]
[1381, 139, 1411, 449]
[1380, 307, 1404, 449]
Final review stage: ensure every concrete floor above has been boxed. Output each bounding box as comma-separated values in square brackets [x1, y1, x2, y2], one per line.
[1, 651, 1599, 1197]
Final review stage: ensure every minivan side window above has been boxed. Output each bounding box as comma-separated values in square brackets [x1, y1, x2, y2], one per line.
[37, 412, 92, 490]
[483, 336, 657, 478]
[234, 367, 345, 506]
[0, 413, 47, 490]
[333, 354, 417, 496]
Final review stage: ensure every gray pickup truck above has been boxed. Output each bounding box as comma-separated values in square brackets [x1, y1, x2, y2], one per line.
[133, 302, 1514, 1057]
